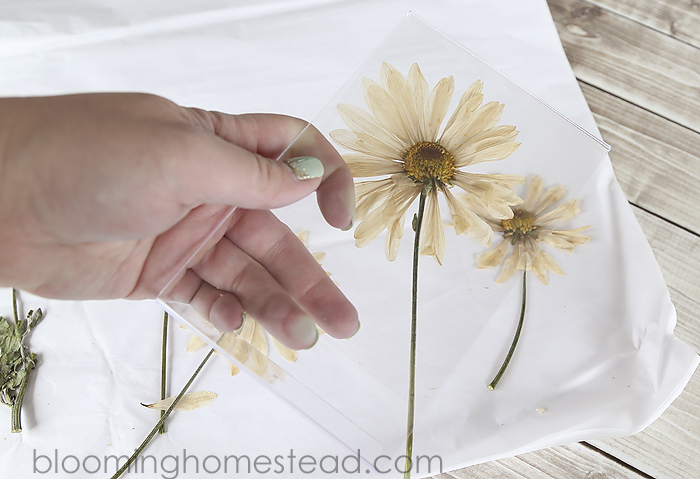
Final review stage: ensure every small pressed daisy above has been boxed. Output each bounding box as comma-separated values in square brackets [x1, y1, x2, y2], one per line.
[474, 175, 590, 284]
[330, 62, 524, 265]
[471, 175, 590, 389]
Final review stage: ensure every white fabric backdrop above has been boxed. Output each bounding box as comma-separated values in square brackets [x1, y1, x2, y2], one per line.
[0, 1, 696, 478]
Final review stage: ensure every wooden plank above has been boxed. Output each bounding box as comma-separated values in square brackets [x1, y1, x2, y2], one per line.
[579, 82, 700, 235]
[432, 443, 644, 478]
[547, 0, 700, 133]
[586, 206, 700, 478]
[584, 0, 700, 49]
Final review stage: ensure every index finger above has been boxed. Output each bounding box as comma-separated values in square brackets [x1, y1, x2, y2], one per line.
[188, 110, 355, 230]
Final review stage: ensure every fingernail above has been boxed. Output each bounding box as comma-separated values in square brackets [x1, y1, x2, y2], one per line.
[341, 213, 355, 231]
[285, 156, 324, 180]
[234, 312, 247, 334]
[288, 315, 319, 349]
[347, 320, 361, 339]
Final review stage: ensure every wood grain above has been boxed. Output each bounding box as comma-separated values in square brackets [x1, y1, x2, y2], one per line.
[580, 82, 700, 235]
[584, 0, 700, 49]
[434, 443, 645, 478]
[548, 0, 700, 133]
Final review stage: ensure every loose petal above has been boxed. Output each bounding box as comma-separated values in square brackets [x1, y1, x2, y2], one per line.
[143, 391, 217, 412]
[186, 335, 206, 353]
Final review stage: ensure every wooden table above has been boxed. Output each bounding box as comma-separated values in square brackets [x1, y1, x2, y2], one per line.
[436, 1, 700, 478]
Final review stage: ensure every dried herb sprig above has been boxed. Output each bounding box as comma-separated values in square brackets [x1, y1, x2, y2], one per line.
[1, 289, 44, 433]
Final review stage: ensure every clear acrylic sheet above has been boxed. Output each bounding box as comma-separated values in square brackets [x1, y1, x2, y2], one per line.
[158, 13, 697, 476]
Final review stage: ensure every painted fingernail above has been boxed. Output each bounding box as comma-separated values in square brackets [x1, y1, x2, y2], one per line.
[285, 156, 324, 180]
[347, 320, 361, 339]
[234, 312, 247, 334]
[287, 315, 319, 349]
[341, 213, 355, 231]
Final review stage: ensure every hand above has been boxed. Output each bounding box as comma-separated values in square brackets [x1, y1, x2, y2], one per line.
[0, 93, 357, 349]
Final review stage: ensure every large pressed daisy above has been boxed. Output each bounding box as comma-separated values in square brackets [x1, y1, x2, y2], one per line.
[330, 62, 524, 264]
[474, 175, 591, 284]
[471, 176, 590, 390]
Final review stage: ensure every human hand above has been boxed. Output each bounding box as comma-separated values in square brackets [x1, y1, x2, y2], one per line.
[0, 93, 357, 349]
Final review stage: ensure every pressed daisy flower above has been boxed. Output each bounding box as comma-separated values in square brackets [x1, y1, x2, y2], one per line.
[330, 62, 524, 264]
[474, 175, 590, 284]
[471, 175, 590, 390]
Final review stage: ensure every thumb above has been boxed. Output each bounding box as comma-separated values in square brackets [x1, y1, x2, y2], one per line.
[176, 133, 325, 211]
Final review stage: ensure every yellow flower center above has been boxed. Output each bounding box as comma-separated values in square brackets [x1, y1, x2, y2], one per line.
[402, 141, 455, 185]
[502, 209, 537, 243]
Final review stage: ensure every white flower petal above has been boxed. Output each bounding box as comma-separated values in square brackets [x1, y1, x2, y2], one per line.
[538, 199, 580, 225]
[385, 213, 406, 261]
[522, 176, 544, 211]
[442, 186, 492, 245]
[419, 189, 446, 264]
[361, 77, 410, 145]
[344, 153, 404, 177]
[476, 240, 511, 269]
[442, 79, 483, 134]
[355, 178, 394, 220]
[532, 185, 566, 215]
[329, 128, 401, 160]
[381, 62, 422, 144]
[408, 63, 429, 140]
[427, 76, 455, 141]
[337, 103, 405, 152]
[496, 248, 519, 284]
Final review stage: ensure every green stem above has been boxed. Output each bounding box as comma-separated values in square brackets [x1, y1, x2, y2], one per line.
[110, 348, 214, 479]
[10, 368, 30, 433]
[12, 288, 18, 324]
[403, 190, 427, 479]
[158, 312, 169, 434]
[488, 270, 527, 390]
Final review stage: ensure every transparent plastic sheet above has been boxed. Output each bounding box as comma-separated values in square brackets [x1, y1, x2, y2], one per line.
[157, 13, 695, 477]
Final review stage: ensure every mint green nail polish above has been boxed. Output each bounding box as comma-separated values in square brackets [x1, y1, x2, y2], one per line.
[347, 320, 361, 339]
[286, 156, 324, 180]
[341, 213, 355, 231]
[234, 312, 246, 334]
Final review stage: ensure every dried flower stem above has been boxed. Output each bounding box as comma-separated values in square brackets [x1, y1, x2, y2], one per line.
[403, 189, 427, 479]
[159, 311, 169, 434]
[110, 348, 214, 479]
[489, 270, 527, 390]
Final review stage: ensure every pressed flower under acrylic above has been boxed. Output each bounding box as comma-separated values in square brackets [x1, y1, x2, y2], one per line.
[332, 61, 524, 478]
[331, 62, 525, 264]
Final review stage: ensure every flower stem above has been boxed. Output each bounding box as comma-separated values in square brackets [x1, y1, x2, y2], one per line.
[403, 190, 427, 479]
[489, 270, 527, 390]
[10, 368, 30, 434]
[159, 311, 169, 434]
[109, 348, 214, 479]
